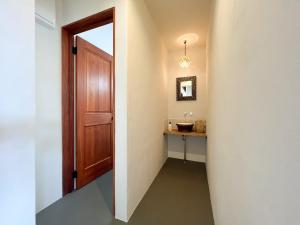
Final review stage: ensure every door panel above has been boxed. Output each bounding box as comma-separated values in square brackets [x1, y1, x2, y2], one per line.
[76, 36, 113, 189]
[85, 51, 111, 112]
[84, 125, 111, 168]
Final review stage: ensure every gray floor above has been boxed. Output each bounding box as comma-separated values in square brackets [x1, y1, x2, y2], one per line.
[36, 171, 114, 225]
[37, 158, 214, 225]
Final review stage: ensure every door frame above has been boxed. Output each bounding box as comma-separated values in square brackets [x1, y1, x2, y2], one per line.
[61, 7, 115, 212]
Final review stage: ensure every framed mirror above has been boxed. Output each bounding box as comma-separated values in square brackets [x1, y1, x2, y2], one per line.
[176, 76, 197, 101]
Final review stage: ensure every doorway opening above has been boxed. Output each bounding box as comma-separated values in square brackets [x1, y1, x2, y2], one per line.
[61, 8, 115, 214]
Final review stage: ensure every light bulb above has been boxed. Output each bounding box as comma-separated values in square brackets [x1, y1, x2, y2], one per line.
[179, 55, 191, 68]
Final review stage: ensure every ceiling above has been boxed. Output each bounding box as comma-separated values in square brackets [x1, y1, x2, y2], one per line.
[77, 23, 113, 55]
[144, 0, 212, 50]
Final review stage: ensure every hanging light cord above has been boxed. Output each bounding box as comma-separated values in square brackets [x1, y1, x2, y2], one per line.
[184, 40, 187, 56]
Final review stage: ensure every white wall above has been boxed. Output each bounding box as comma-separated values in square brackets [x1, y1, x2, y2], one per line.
[35, 0, 128, 221]
[127, 0, 168, 219]
[0, 0, 36, 225]
[167, 46, 207, 162]
[35, 0, 56, 28]
[35, 0, 63, 213]
[207, 0, 300, 224]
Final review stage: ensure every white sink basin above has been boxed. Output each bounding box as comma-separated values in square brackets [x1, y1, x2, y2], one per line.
[176, 122, 194, 125]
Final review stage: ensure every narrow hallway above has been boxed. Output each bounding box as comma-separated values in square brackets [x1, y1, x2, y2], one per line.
[2, 1, 300, 225]
[37, 159, 213, 225]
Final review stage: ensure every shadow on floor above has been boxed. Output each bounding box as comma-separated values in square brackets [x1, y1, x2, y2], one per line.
[37, 158, 214, 225]
[36, 171, 114, 225]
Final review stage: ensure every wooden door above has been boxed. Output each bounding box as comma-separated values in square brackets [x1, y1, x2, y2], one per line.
[76, 36, 113, 189]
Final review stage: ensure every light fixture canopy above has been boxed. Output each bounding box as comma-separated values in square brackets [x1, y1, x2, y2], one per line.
[179, 40, 191, 68]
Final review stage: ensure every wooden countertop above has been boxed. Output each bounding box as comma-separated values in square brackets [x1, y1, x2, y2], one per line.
[163, 129, 207, 137]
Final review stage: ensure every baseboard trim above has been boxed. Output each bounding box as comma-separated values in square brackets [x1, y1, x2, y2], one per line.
[168, 151, 206, 163]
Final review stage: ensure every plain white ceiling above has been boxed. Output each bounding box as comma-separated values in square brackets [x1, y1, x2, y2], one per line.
[144, 0, 212, 50]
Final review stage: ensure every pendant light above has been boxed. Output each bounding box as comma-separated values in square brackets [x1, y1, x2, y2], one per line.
[179, 40, 191, 68]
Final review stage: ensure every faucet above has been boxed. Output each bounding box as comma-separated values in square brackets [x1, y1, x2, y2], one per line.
[184, 112, 193, 121]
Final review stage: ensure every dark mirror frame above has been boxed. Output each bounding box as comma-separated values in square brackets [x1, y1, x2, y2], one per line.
[176, 76, 197, 101]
